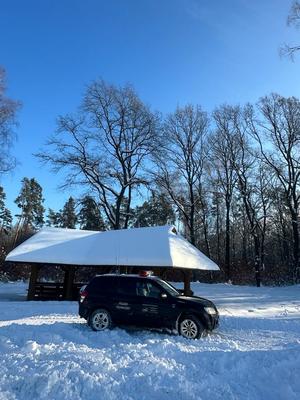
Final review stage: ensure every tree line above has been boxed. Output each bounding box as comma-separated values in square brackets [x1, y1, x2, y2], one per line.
[34, 81, 300, 286]
[1, 68, 300, 286]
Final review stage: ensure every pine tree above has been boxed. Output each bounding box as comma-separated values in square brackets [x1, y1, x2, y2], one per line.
[78, 196, 105, 231]
[60, 197, 77, 228]
[133, 193, 175, 228]
[1, 208, 12, 234]
[0, 186, 12, 234]
[46, 208, 62, 227]
[0, 187, 5, 212]
[15, 178, 45, 231]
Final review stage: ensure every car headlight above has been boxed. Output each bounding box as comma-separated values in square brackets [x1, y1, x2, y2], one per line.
[204, 306, 217, 315]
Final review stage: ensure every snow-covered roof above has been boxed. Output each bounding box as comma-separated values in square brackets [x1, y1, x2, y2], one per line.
[5, 225, 219, 270]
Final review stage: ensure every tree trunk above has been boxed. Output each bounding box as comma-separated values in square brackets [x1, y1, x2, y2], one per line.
[216, 201, 220, 265]
[13, 217, 23, 248]
[242, 217, 248, 268]
[225, 199, 231, 281]
[114, 189, 126, 230]
[290, 209, 299, 282]
[253, 235, 261, 287]
[189, 186, 195, 246]
[124, 186, 132, 229]
[203, 220, 211, 258]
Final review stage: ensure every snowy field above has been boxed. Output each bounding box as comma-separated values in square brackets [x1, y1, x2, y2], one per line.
[0, 281, 299, 400]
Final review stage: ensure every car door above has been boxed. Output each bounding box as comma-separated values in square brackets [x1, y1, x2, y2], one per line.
[88, 276, 118, 313]
[134, 279, 177, 328]
[112, 277, 140, 324]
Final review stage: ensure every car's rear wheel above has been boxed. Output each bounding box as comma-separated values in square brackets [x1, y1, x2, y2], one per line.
[89, 309, 113, 331]
[179, 315, 205, 339]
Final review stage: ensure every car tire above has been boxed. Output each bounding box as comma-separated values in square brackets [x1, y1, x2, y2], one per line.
[89, 308, 113, 331]
[179, 315, 205, 339]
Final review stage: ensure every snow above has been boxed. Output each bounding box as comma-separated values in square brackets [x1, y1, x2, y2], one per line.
[5, 226, 219, 270]
[0, 281, 299, 400]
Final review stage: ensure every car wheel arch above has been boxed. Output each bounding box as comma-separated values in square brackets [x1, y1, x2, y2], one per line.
[88, 306, 112, 322]
[176, 311, 207, 332]
[88, 308, 114, 331]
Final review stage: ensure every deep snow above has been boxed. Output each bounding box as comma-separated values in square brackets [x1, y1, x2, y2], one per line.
[0, 281, 299, 400]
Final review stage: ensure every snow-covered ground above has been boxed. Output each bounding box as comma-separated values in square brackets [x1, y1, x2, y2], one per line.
[0, 281, 299, 400]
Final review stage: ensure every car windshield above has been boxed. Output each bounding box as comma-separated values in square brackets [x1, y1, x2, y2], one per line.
[157, 279, 180, 296]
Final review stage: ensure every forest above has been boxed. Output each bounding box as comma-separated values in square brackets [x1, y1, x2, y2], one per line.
[1, 68, 300, 287]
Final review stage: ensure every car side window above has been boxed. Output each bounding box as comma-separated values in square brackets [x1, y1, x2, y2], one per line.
[136, 281, 162, 299]
[117, 278, 137, 296]
[88, 277, 115, 294]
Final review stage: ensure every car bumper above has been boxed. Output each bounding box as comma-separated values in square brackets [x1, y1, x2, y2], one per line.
[205, 313, 219, 331]
[79, 303, 89, 320]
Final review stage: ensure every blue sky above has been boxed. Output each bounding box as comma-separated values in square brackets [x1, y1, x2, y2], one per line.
[1, 0, 300, 216]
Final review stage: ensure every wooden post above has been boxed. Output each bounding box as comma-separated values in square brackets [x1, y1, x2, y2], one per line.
[65, 267, 76, 300]
[183, 270, 193, 296]
[27, 264, 40, 300]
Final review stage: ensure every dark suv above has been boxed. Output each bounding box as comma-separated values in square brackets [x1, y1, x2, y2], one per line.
[79, 273, 219, 339]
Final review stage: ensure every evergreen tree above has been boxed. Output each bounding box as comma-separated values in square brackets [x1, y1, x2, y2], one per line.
[0, 186, 12, 234]
[15, 178, 45, 231]
[0, 186, 5, 212]
[133, 193, 175, 228]
[46, 208, 62, 227]
[78, 196, 105, 231]
[60, 197, 77, 228]
[1, 208, 12, 234]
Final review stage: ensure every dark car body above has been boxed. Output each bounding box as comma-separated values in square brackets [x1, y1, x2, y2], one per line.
[79, 274, 219, 336]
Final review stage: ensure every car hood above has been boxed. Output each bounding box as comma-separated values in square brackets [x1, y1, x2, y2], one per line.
[177, 295, 216, 308]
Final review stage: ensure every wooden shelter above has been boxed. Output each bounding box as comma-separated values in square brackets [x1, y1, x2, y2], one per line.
[5, 225, 219, 300]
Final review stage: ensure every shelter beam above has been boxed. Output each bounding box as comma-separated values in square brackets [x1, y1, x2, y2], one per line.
[183, 270, 193, 296]
[27, 264, 40, 300]
[64, 267, 76, 300]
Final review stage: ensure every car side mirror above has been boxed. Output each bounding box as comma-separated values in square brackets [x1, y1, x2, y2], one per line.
[161, 293, 168, 299]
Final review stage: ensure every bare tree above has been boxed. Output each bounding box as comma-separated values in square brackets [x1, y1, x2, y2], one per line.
[196, 182, 211, 258]
[248, 94, 300, 281]
[209, 106, 239, 282]
[232, 135, 271, 286]
[154, 104, 208, 246]
[0, 67, 20, 175]
[269, 186, 292, 268]
[153, 105, 209, 295]
[219, 105, 272, 286]
[37, 79, 158, 230]
[280, 1, 300, 59]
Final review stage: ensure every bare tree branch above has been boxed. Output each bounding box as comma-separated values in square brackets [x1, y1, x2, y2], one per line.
[36, 79, 159, 229]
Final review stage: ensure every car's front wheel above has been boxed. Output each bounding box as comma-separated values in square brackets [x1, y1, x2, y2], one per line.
[89, 308, 113, 331]
[179, 315, 205, 339]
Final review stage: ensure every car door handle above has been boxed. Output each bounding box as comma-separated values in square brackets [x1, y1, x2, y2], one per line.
[116, 301, 130, 310]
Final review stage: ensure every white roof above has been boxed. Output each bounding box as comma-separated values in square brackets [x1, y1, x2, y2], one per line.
[5, 225, 219, 271]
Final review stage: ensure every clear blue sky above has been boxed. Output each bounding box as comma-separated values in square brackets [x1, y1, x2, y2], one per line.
[1, 0, 300, 216]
